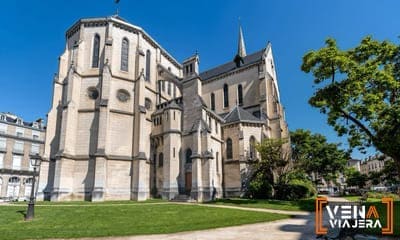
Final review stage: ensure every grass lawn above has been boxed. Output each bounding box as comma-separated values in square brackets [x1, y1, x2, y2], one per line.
[343, 196, 381, 202]
[213, 198, 315, 212]
[0, 202, 288, 240]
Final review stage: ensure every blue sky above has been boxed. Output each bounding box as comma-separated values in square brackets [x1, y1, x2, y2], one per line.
[0, 0, 399, 159]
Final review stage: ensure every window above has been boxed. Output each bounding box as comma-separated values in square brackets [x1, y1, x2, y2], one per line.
[0, 123, 6, 134]
[12, 155, 21, 170]
[185, 149, 192, 164]
[167, 82, 171, 95]
[0, 137, 6, 150]
[31, 143, 40, 154]
[0, 115, 4, 121]
[238, 84, 243, 105]
[210, 93, 215, 111]
[121, 38, 129, 71]
[145, 98, 152, 110]
[16, 127, 24, 137]
[32, 131, 40, 140]
[92, 34, 100, 68]
[162, 81, 165, 92]
[146, 50, 151, 81]
[223, 84, 229, 108]
[249, 136, 256, 159]
[173, 111, 176, 120]
[0, 153, 4, 168]
[117, 89, 130, 102]
[7, 177, 20, 199]
[215, 121, 218, 134]
[32, 122, 39, 129]
[173, 86, 176, 98]
[87, 87, 99, 100]
[226, 138, 233, 159]
[14, 141, 24, 153]
[173, 148, 175, 158]
[16, 119, 23, 125]
[216, 152, 219, 173]
[158, 153, 163, 167]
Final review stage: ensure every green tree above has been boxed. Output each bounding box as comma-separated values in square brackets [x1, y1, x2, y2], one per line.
[381, 159, 399, 185]
[369, 171, 383, 186]
[290, 129, 349, 185]
[301, 37, 400, 175]
[345, 167, 368, 189]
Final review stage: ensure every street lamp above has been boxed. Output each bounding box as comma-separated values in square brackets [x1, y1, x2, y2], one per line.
[25, 153, 42, 221]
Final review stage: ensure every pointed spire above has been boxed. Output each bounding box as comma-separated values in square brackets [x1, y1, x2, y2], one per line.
[237, 24, 247, 58]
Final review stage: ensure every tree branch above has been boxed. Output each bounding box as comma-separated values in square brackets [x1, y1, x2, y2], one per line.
[339, 109, 376, 141]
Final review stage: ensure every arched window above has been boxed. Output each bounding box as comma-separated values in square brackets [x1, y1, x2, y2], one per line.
[223, 84, 229, 108]
[92, 34, 100, 68]
[210, 93, 215, 111]
[146, 50, 151, 81]
[24, 178, 33, 198]
[226, 138, 233, 159]
[121, 38, 129, 71]
[185, 148, 192, 164]
[158, 153, 163, 167]
[238, 84, 243, 106]
[249, 136, 256, 159]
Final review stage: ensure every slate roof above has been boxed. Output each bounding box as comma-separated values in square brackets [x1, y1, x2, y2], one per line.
[223, 106, 264, 125]
[199, 49, 265, 81]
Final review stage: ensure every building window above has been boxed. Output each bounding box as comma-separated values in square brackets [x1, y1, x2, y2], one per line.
[31, 143, 40, 154]
[32, 132, 40, 140]
[12, 155, 21, 170]
[162, 81, 165, 92]
[92, 34, 100, 68]
[145, 98, 152, 110]
[16, 127, 24, 137]
[158, 153, 163, 167]
[0, 123, 6, 134]
[16, 119, 23, 125]
[173, 111, 176, 120]
[0, 137, 6, 150]
[167, 82, 171, 95]
[7, 177, 20, 199]
[24, 178, 33, 199]
[238, 84, 243, 106]
[87, 87, 99, 100]
[14, 141, 24, 153]
[0, 153, 4, 168]
[117, 89, 130, 102]
[185, 148, 192, 164]
[249, 136, 256, 159]
[215, 121, 218, 134]
[216, 152, 219, 173]
[173, 148, 175, 158]
[226, 138, 233, 159]
[210, 93, 215, 111]
[146, 50, 151, 81]
[223, 84, 229, 108]
[0, 115, 4, 121]
[121, 38, 129, 71]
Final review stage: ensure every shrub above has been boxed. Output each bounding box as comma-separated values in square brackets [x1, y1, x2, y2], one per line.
[275, 179, 316, 200]
[246, 172, 273, 199]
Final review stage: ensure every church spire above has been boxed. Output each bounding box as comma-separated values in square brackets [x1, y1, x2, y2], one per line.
[234, 22, 247, 68]
[237, 24, 247, 58]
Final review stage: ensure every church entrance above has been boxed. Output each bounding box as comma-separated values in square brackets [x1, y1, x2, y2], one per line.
[185, 172, 192, 195]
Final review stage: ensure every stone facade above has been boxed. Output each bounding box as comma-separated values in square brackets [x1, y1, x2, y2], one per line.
[0, 113, 45, 201]
[38, 16, 289, 202]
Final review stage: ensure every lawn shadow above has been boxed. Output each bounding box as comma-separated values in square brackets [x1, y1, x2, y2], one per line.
[16, 210, 27, 219]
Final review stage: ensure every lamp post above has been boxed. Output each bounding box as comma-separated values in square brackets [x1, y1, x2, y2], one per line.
[25, 153, 42, 221]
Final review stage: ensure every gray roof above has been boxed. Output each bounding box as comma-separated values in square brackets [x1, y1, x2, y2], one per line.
[223, 106, 264, 125]
[199, 49, 265, 81]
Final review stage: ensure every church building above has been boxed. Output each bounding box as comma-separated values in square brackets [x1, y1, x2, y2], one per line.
[38, 15, 289, 202]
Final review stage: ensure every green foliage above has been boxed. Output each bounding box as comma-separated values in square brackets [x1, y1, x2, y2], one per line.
[368, 171, 383, 185]
[381, 159, 400, 185]
[275, 179, 317, 200]
[247, 172, 273, 199]
[301, 36, 400, 173]
[290, 129, 349, 181]
[345, 167, 368, 188]
[367, 191, 400, 200]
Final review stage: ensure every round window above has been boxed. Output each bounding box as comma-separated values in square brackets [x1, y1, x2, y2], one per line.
[145, 98, 152, 110]
[117, 89, 130, 102]
[87, 87, 99, 100]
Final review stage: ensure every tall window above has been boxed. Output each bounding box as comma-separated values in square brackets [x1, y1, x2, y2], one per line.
[216, 152, 219, 173]
[238, 84, 243, 106]
[223, 84, 229, 108]
[31, 143, 40, 154]
[14, 141, 23, 153]
[167, 82, 171, 95]
[0, 137, 6, 150]
[0, 123, 7, 134]
[185, 148, 192, 164]
[146, 50, 151, 81]
[0, 153, 4, 168]
[16, 127, 24, 137]
[121, 38, 129, 71]
[226, 138, 233, 159]
[12, 155, 21, 170]
[210, 93, 215, 111]
[249, 136, 256, 159]
[92, 34, 100, 68]
[158, 153, 163, 167]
